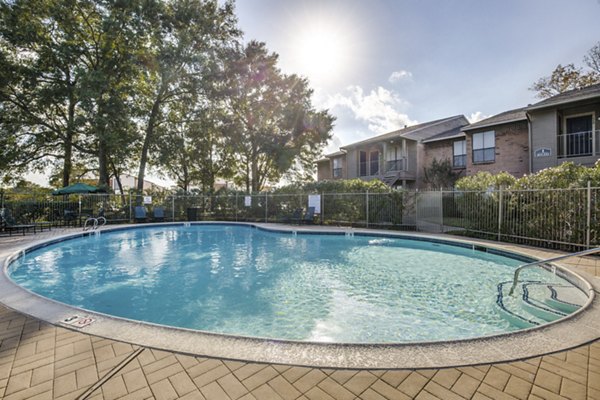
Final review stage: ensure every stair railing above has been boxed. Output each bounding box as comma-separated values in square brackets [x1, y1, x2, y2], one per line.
[508, 247, 600, 295]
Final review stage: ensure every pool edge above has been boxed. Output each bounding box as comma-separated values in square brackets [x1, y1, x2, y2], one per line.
[1, 222, 599, 369]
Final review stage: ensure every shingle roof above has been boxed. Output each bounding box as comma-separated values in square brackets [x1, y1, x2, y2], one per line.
[421, 126, 465, 143]
[526, 83, 600, 111]
[462, 107, 528, 132]
[339, 115, 469, 149]
[316, 150, 345, 163]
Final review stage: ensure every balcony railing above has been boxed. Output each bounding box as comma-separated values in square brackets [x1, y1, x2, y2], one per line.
[333, 167, 342, 178]
[386, 158, 407, 172]
[359, 161, 379, 176]
[558, 130, 599, 158]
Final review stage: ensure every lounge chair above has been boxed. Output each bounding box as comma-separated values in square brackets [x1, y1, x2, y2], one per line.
[0, 208, 37, 236]
[134, 206, 147, 223]
[153, 206, 165, 222]
[302, 207, 315, 225]
[289, 208, 303, 225]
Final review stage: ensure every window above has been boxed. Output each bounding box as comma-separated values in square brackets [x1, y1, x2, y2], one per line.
[472, 131, 495, 163]
[359, 151, 367, 176]
[370, 150, 379, 175]
[453, 140, 466, 168]
[332, 157, 342, 178]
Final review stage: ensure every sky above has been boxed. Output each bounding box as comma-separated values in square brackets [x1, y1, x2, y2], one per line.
[235, 0, 600, 154]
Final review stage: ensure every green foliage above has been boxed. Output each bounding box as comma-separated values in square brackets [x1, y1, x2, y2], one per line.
[274, 178, 391, 194]
[513, 161, 600, 189]
[455, 171, 516, 191]
[422, 158, 462, 189]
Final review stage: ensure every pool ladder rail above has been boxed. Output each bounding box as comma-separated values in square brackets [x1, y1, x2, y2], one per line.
[508, 246, 600, 296]
[83, 217, 107, 231]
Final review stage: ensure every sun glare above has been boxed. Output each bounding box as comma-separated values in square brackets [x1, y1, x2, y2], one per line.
[292, 23, 350, 84]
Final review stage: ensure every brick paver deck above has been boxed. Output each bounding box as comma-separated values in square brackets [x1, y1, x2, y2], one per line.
[1, 228, 599, 399]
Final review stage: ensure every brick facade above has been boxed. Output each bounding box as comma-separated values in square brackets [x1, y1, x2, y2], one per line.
[465, 121, 529, 177]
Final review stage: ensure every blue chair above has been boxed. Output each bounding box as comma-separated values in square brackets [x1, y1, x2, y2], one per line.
[153, 206, 165, 222]
[302, 207, 315, 225]
[134, 206, 147, 223]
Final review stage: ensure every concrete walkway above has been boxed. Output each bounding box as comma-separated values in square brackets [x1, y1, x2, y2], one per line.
[1, 228, 600, 399]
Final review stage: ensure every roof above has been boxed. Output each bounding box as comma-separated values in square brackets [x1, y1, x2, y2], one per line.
[526, 83, 600, 111]
[339, 115, 469, 150]
[421, 126, 465, 143]
[462, 107, 528, 132]
[316, 150, 345, 163]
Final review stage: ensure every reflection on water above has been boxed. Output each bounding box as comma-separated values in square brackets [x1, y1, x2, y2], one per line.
[8, 225, 576, 342]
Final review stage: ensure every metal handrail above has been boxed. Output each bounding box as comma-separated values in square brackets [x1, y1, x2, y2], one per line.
[508, 247, 600, 295]
[83, 216, 107, 231]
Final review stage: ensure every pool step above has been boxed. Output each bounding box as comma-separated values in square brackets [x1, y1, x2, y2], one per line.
[495, 281, 580, 328]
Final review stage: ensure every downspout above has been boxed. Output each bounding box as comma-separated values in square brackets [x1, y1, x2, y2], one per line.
[526, 112, 533, 174]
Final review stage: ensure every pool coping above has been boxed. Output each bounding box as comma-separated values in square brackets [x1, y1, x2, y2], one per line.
[1, 222, 600, 370]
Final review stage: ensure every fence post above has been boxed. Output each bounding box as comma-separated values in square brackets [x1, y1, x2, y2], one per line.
[171, 195, 175, 222]
[235, 192, 238, 222]
[497, 188, 503, 241]
[265, 192, 268, 223]
[366, 190, 369, 228]
[128, 190, 132, 223]
[587, 180, 591, 248]
[320, 192, 324, 225]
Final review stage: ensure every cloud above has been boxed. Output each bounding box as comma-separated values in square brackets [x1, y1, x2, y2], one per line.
[388, 70, 413, 83]
[324, 85, 417, 134]
[467, 111, 490, 123]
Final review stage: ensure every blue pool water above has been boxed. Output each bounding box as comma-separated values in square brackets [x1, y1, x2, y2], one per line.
[7, 225, 580, 343]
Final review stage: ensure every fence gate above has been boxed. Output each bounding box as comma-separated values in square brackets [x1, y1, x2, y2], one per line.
[416, 191, 443, 233]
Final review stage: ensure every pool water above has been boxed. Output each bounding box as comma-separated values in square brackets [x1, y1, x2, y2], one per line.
[7, 225, 581, 343]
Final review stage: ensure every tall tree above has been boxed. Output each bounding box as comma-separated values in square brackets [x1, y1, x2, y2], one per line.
[135, 0, 240, 193]
[0, 0, 95, 186]
[224, 41, 334, 192]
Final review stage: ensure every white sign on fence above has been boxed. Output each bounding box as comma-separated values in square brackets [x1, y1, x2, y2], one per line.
[143, 196, 152, 204]
[308, 194, 321, 214]
[244, 196, 252, 207]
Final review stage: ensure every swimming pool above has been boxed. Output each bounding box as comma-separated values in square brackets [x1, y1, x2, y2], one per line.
[6, 224, 589, 344]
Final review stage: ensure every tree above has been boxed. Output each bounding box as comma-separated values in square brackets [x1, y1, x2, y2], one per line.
[422, 158, 462, 189]
[224, 41, 334, 192]
[135, 0, 240, 194]
[584, 41, 600, 75]
[530, 64, 599, 99]
[530, 42, 600, 99]
[0, 0, 96, 186]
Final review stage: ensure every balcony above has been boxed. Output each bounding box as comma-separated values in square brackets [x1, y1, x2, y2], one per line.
[385, 158, 407, 172]
[558, 130, 600, 158]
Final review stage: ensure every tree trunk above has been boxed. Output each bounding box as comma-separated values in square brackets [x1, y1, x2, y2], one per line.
[109, 158, 127, 205]
[137, 96, 162, 193]
[98, 138, 110, 187]
[62, 88, 76, 187]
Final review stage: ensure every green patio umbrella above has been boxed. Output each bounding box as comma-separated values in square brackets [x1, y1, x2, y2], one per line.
[51, 182, 104, 195]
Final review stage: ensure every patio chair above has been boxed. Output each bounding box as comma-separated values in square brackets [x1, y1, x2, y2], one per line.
[134, 206, 148, 223]
[289, 208, 303, 225]
[153, 206, 165, 222]
[301, 207, 315, 225]
[0, 208, 37, 236]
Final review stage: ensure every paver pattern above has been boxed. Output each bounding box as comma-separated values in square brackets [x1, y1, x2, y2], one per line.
[1, 228, 599, 399]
